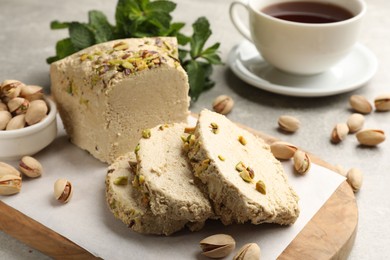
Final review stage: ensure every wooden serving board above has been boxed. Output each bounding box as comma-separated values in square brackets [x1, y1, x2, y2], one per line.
[0, 125, 358, 260]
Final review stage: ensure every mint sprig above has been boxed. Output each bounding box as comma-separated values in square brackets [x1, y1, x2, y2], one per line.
[47, 0, 221, 101]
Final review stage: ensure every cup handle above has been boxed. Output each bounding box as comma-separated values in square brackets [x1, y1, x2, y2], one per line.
[229, 0, 252, 42]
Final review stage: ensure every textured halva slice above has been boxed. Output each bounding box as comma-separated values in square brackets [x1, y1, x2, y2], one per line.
[135, 123, 213, 222]
[51, 37, 189, 163]
[187, 109, 300, 225]
[106, 152, 202, 235]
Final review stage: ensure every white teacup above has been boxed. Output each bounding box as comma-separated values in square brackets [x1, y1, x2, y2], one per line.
[230, 0, 366, 75]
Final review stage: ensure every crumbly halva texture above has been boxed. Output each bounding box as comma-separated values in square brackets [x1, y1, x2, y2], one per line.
[106, 152, 204, 235]
[51, 37, 190, 163]
[135, 123, 214, 222]
[187, 109, 300, 225]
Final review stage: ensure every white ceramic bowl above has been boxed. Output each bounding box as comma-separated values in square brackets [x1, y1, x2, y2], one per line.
[0, 98, 57, 161]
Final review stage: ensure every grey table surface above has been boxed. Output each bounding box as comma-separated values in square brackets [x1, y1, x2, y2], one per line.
[1, 0, 389, 259]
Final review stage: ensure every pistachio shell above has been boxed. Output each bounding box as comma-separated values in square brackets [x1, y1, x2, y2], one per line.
[349, 95, 372, 114]
[293, 150, 311, 175]
[19, 156, 43, 178]
[233, 243, 261, 260]
[331, 123, 349, 143]
[270, 141, 298, 160]
[347, 113, 365, 133]
[0, 102, 8, 111]
[346, 168, 363, 192]
[278, 115, 300, 133]
[0, 162, 21, 177]
[212, 95, 234, 115]
[25, 99, 48, 126]
[54, 178, 73, 203]
[356, 129, 385, 146]
[1, 80, 24, 99]
[0, 110, 12, 130]
[6, 114, 26, 130]
[7, 97, 29, 115]
[200, 234, 236, 258]
[20, 85, 44, 101]
[0, 175, 22, 195]
[374, 93, 390, 111]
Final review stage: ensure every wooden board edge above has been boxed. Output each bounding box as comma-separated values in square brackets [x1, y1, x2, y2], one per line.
[0, 201, 100, 260]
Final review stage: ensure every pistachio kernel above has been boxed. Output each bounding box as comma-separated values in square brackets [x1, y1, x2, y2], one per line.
[134, 144, 140, 154]
[114, 176, 128, 185]
[256, 180, 266, 195]
[142, 129, 151, 139]
[113, 42, 129, 51]
[210, 122, 219, 134]
[235, 161, 246, 172]
[238, 135, 247, 145]
[218, 155, 225, 161]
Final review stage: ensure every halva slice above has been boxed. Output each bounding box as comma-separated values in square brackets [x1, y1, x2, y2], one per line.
[51, 37, 189, 163]
[135, 123, 213, 223]
[187, 109, 300, 225]
[106, 153, 190, 235]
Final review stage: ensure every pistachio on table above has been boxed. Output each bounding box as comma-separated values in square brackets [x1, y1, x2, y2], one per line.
[374, 93, 390, 111]
[346, 168, 363, 192]
[278, 115, 300, 133]
[19, 156, 43, 178]
[0, 162, 21, 177]
[212, 95, 234, 115]
[347, 113, 365, 133]
[331, 123, 349, 143]
[54, 178, 73, 203]
[356, 129, 385, 146]
[0, 174, 22, 195]
[349, 95, 372, 114]
[293, 150, 311, 175]
[233, 243, 261, 260]
[270, 141, 298, 160]
[200, 234, 236, 258]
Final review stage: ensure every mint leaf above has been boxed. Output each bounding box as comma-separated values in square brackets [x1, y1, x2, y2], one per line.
[88, 10, 114, 43]
[147, 1, 176, 12]
[115, 0, 138, 37]
[185, 60, 206, 101]
[46, 38, 76, 63]
[200, 43, 223, 65]
[50, 21, 70, 29]
[190, 17, 212, 59]
[69, 22, 96, 50]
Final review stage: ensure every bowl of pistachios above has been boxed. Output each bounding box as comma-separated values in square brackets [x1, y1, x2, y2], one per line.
[0, 80, 57, 161]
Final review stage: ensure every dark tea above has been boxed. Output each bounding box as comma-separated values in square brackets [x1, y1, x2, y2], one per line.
[261, 1, 354, 24]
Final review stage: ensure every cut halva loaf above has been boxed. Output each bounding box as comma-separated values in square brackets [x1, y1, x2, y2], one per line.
[106, 152, 200, 235]
[135, 123, 213, 222]
[51, 37, 189, 163]
[187, 109, 300, 225]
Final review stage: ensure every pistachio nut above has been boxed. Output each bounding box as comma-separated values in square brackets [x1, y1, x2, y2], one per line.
[25, 99, 48, 126]
[331, 123, 349, 143]
[212, 95, 234, 115]
[356, 129, 385, 146]
[54, 178, 73, 203]
[7, 97, 29, 115]
[199, 234, 236, 258]
[293, 150, 311, 175]
[346, 168, 363, 192]
[1, 80, 24, 99]
[270, 141, 298, 160]
[19, 156, 43, 178]
[0, 175, 22, 195]
[0, 162, 21, 177]
[6, 114, 26, 130]
[278, 115, 300, 133]
[256, 180, 266, 195]
[233, 243, 261, 260]
[0, 110, 12, 130]
[374, 93, 390, 111]
[20, 85, 44, 101]
[0, 102, 8, 111]
[347, 113, 365, 133]
[349, 95, 372, 114]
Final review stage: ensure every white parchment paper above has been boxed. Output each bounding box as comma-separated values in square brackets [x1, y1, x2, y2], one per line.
[2, 117, 345, 260]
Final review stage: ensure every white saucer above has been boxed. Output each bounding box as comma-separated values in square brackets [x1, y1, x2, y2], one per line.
[228, 40, 378, 97]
